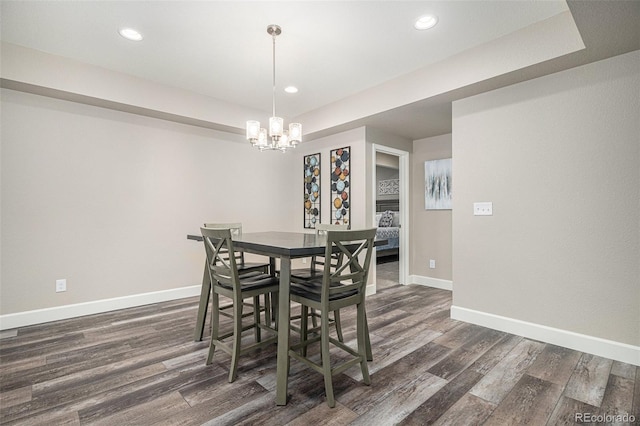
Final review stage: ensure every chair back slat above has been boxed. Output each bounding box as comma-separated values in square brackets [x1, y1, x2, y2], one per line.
[321, 228, 376, 302]
[311, 224, 349, 270]
[203, 223, 247, 267]
[201, 227, 240, 293]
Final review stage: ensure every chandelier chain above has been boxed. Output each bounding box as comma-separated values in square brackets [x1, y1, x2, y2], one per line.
[272, 31, 276, 118]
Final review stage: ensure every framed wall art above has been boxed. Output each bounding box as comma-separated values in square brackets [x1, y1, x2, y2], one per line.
[330, 146, 350, 226]
[378, 178, 399, 195]
[303, 153, 321, 228]
[425, 158, 452, 210]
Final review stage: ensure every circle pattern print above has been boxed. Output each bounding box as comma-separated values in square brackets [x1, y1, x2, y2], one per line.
[304, 153, 321, 228]
[330, 146, 350, 226]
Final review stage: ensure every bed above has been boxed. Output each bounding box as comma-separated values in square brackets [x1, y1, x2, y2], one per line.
[375, 200, 400, 259]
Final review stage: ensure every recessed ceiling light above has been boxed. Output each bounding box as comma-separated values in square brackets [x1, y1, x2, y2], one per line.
[119, 27, 143, 41]
[284, 86, 298, 94]
[414, 15, 438, 30]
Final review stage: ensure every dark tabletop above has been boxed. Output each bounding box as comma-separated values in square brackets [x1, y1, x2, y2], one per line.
[187, 231, 386, 258]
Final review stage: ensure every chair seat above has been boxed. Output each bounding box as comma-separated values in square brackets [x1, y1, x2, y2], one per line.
[239, 261, 270, 274]
[217, 271, 279, 291]
[290, 267, 323, 281]
[290, 279, 358, 302]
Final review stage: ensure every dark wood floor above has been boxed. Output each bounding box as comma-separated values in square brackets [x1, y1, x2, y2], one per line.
[1, 271, 638, 425]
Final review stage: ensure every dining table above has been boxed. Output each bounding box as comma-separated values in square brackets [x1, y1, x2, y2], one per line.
[187, 230, 383, 405]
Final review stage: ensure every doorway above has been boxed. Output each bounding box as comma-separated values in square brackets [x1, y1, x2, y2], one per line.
[371, 144, 409, 292]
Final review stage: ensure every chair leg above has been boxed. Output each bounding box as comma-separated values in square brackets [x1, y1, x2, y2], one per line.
[321, 308, 335, 408]
[206, 292, 220, 365]
[300, 305, 309, 357]
[264, 293, 271, 328]
[364, 309, 372, 362]
[228, 297, 243, 382]
[333, 309, 344, 342]
[311, 308, 318, 329]
[271, 291, 279, 330]
[357, 302, 371, 386]
[253, 295, 261, 342]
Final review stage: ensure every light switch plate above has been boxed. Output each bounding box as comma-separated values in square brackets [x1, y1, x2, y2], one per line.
[474, 202, 493, 216]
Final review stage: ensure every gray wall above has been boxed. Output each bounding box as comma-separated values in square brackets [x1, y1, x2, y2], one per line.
[411, 134, 452, 281]
[452, 51, 639, 346]
[0, 89, 295, 314]
[0, 89, 370, 316]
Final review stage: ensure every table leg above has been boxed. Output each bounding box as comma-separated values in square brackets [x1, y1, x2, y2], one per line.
[194, 262, 211, 341]
[276, 256, 291, 405]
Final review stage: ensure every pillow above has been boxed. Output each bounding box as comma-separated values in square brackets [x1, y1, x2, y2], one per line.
[378, 210, 394, 227]
[375, 213, 382, 226]
[391, 212, 400, 227]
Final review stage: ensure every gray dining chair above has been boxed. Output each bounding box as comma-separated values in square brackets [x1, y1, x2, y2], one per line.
[289, 223, 348, 347]
[200, 227, 279, 382]
[201, 222, 273, 340]
[288, 228, 376, 408]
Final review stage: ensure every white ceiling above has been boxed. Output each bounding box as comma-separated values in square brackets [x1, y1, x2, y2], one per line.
[1, 1, 639, 141]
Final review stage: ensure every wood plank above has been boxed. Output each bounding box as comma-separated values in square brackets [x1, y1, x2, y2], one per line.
[0, 329, 18, 339]
[598, 374, 634, 418]
[164, 381, 270, 426]
[433, 323, 488, 349]
[563, 353, 613, 407]
[483, 374, 563, 425]
[199, 391, 312, 426]
[399, 368, 483, 425]
[526, 344, 582, 386]
[469, 339, 544, 405]
[76, 365, 216, 424]
[610, 361, 637, 380]
[401, 334, 520, 425]
[347, 373, 447, 425]
[546, 395, 598, 425]
[468, 334, 522, 375]
[285, 401, 359, 426]
[88, 391, 190, 426]
[431, 393, 496, 426]
[428, 328, 506, 381]
[339, 341, 452, 411]
[1, 363, 173, 424]
[2, 410, 81, 426]
[0, 385, 32, 409]
[422, 308, 462, 334]
[0, 356, 46, 376]
[343, 324, 442, 382]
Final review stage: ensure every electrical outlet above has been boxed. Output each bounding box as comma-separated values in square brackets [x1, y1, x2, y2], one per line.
[56, 279, 67, 293]
[302, 258, 307, 264]
[429, 259, 436, 269]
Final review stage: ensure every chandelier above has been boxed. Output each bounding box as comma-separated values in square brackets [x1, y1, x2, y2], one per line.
[246, 24, 302, 152]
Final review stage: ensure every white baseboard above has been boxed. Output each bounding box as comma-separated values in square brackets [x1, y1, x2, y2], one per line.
[0, 285, 202, 331]
[451, 305, 640, 367]
[408, 274, 453, 291]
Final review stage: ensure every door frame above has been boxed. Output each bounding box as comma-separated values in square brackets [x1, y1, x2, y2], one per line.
[371, 144, 409, 288]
